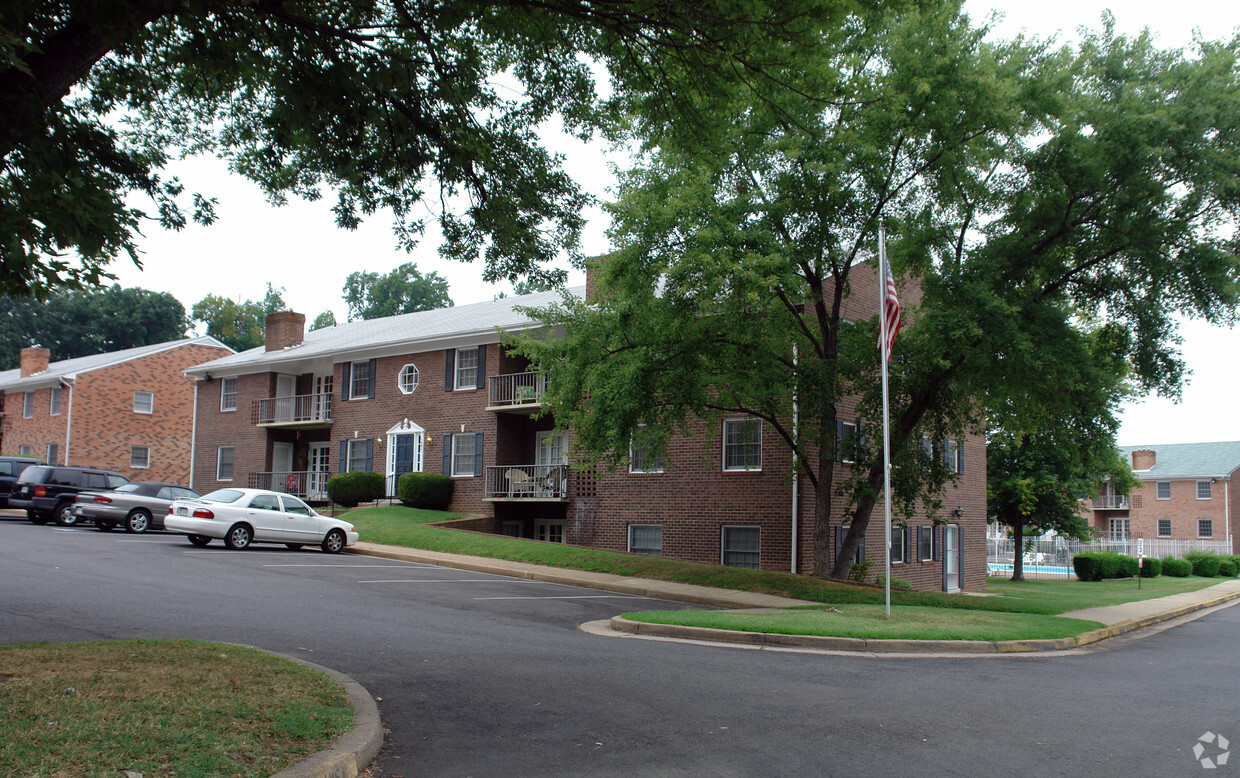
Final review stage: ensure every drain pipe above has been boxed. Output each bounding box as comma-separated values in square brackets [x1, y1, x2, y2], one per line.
[189, 376, 199, 489]
[60, 377, 74, 465]
[791, 345, 799, 575]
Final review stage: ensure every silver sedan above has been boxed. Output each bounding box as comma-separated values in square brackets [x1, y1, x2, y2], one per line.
[74, 482, 200, 533]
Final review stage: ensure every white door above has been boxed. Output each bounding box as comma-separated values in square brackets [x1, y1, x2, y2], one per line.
[312, 374, 333, 421]
[275, 374, 297, 422]
[272, 442, 294, 493]
[535, 432, 568, 497]
[943, 525, 961, 592]
[308, 443, 331, 500]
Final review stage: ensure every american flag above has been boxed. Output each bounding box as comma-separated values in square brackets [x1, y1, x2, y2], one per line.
[881, 254, 901, 360]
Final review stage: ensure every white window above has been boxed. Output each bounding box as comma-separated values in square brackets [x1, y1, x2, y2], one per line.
[890, 526, 906, 564]
[220, 378, 238, 411]
[722, 526, 761, 569]
[19, 444, 33, 456]
[451, 433, 476, 477]
[398, 364, 420, 394]
[349, 360, 372, 399]
[454, 347, 479, 390]
[838, 421, 858, 463]
[628, 524, 663, 556]
[346, 439, 370, 473]
[46, 443, 58, 466]
[536, 519, 565, 544]
[133, 391, 154, 414]
[1198, 519, 1213, 538]
[944, 439, 962, 474]
[918, 526, 934, 561]
[1157, 519, 1172, 537]
[23, 392, 33, 418]
[722, 418, 761, 471]
[130, 446, 151, 469]
[1108, 518, 1129, 541]
[1197, 480, 1212, 500]
[1156, 481, 1171, 500]
[217, 446, 235, 480]
[629, 424, 664, 473]
[50, 387, 62, 416]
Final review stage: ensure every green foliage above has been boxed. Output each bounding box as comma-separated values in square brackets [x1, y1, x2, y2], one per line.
[1139, 557, 1161, 578]
[325, 471, 384, 508]
[875, 576, 913, 590]
[1161, 557, 1193, 577]
[396, 472, 455, 510]
[310, 311, 337, 331]
[2, 1, 839, 297]
[848, 559, 873, 583]
[1218, 559, 1238, 577]
[191, 284, 286, 352]
[0, 286, 188, 367]
[1185, 552, 1223, 577]
[344, 263, 452, 321]
[1073, 551, 1137, 581]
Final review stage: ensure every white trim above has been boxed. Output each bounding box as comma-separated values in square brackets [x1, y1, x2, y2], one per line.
[130, 445, 151, 469]
[133, 390, 154, 414]
[216, 446, 235, 481]
[721, 418, 762, 472]
[720, 525, 761, 569]
[397, 364, 420, 394]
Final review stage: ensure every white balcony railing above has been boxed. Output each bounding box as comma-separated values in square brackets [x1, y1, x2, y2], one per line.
[250, 470, 331, 500]
[1091, 495, 1130, 510]
[488, 372, 547, 409]
[255, 393, 333, 425]
[484, 464, 568, 500]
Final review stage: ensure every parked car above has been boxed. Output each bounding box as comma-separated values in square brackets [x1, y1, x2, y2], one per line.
[73, 482, 201, 533]
[0, 456, 42, 508]
[10, 466, 131, 525]
[165, 488, 358, 553]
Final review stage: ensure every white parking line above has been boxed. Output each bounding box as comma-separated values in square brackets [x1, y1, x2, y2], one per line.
[473, 595, 646, 600]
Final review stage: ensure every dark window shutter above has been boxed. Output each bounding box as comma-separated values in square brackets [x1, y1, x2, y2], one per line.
[445, 349, 456, 391]
[442, 435, 452, 475]
[858, 422, 866, 455]
[835, 420, 845, 462]
[364, 439, 374, 471]
[834, 526, 843, 561]
[957, 527, 964, 589]
[341, 364, 351, 400]
[474, 432, 484, 477]
[957, 442, 964, 475]
[858, 535, 865, 565]
[339, 440, 348, 473]
[477, 345, 487, 385]
[367, 359, 377, 399]
[905, 526, 913, 563]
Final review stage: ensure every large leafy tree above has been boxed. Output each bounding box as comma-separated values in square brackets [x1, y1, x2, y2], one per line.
[513, 5, 1240, 580]
[1, 0, 859, 299]
[344, 262, 452, 321]
[191, 283, 286, 352]
[0, 285, 189, 367]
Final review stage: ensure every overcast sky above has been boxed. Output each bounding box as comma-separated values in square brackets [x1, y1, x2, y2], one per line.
[109, 1, 1240, 447]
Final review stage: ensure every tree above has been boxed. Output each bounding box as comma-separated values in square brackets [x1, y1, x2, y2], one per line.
[344, 263, 452, 321]
[0, 286, 188, 368]
[512, 6, 1240, 580]
[191, 283, 286, 352]
[1, 1, 853, 299]
[311, 311, 337, 331]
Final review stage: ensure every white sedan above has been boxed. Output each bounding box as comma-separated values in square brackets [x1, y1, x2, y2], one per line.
[166, 488, 358, 553]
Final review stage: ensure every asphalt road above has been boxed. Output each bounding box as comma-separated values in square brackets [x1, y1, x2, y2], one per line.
[2, 516, 1238, 777]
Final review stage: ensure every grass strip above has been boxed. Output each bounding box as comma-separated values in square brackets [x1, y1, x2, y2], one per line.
[621, 606, 1105, 641]
[0, 639, 353, 777]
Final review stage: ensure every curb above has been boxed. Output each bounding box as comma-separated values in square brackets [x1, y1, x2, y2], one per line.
[609, 587, 1240, 654]
[269, 655, 384, 778]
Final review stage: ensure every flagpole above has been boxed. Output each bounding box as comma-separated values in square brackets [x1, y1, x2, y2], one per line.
[878, 222, 892, 619]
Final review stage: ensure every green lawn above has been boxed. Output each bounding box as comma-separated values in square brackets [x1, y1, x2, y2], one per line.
[982, 575, 1222, 614]
[0, 640, 354, 777]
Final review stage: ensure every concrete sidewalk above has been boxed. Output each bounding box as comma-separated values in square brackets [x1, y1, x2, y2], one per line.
[349, 541, 1240, 653]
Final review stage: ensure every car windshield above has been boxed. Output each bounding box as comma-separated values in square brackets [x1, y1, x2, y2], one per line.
[115, 483, 142, 493]
[16, 466, 49, 484]
[199, 489, 246, 504]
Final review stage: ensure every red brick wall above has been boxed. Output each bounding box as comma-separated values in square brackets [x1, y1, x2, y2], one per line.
[1105, 476, 1235, 547]
[1, 386, 68, 461]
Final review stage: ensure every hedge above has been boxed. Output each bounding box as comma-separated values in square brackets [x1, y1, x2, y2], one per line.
[326, 471, 385, 507]
[397, 472, 455, 510]
[1161, 556, 1192, 577]
[1138, 556, 1161, 578]
[1185, 551, 1222, 577]
[1219, 559, 1238, 578]
[1073, 551, 1137, 581]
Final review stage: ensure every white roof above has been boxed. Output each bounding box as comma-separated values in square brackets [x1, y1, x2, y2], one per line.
[185, 287, 583, 378]
[0, 336, 232, 392]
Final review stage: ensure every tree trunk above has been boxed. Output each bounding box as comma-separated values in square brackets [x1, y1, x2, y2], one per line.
[811, 422, 837, 577]
[1010, 518, 1025, 582]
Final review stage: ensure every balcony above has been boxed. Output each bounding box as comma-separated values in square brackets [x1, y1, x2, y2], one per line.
[484, 464, 569, 501]
[1092, 495, 1130, 510]
[254, 393, 333, 428]
[487, 371, 547, 413]
[250, 470, 331, 501]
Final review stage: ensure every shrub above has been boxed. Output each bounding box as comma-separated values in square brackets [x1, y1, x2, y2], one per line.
[1073, 551, 1134, 581]
[1218, 559, 1238, 577]
[397, 472, 455, 509]
[875, 575, 912, 590]
[326, 471, 385, 507]
[1115, 554, 1139, 578]
[1185, 551, 1222, 577]
[848, 559, 873, 583]
[1138, 557, 1162, 578]
[1161, 556, 1192, 577]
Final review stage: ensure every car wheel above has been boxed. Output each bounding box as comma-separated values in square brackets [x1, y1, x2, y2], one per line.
[321, 529, 346, 554]
[224, 524, 253, 550]
[28, 511, 48, 525]
[187, 534, 212, 547]
[55, 502, 79, 526]
[96, 521, 115, 532]
[284, 543, 303, 550]
[125, 509, 152, 534]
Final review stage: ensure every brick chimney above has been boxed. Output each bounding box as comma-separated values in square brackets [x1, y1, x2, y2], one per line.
[265, 311, 305, 352]
[1131, 449, 1156, 471]
[20, 346, 50, 377]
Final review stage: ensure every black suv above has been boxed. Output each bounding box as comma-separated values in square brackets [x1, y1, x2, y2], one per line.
[0, 456, 42, 508]
[10, 466, 131, 526]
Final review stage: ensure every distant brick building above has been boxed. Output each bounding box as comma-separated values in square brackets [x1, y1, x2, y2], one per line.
[0, 338, 233, 483]
[186, 282, 986, 592]
[1090, 442, 1240, 554]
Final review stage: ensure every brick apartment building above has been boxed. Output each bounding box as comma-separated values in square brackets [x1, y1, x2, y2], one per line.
[1090, 442, 1240, 554]
[0, 337, 233, 483]
[184, 285, 986, 592]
